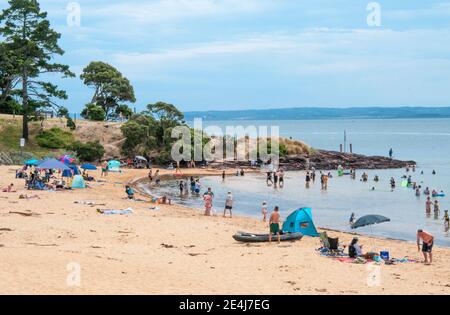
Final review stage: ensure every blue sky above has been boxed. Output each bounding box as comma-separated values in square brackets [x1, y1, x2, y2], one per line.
[2, 0, 450, 113]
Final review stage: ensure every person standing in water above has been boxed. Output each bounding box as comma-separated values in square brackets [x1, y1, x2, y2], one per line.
[434, 200, 440, 215]
[279, 169, 285, 188]
[269, 206, 281, 244]
[390, 177, 396, 190]
[222, 170, 226, 181]
[305, 172, 311, 189]
[273, 171, 279, 188]
[443, 210, 449, 229]
[266, 171, 273, 186]
[389, 148, 393, 159]
[426, 197, 432, 214]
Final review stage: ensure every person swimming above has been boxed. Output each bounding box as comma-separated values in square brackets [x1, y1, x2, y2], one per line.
[424, 187, 430, 196]
[374, 175, 380, 182]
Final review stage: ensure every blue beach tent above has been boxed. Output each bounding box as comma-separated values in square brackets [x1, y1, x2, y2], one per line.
[71, 175, 86, 189]
[24, 159, 40, 166]
[283, 208, 319, 237]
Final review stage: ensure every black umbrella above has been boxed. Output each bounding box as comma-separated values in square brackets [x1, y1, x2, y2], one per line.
[351, 215, 390, 229]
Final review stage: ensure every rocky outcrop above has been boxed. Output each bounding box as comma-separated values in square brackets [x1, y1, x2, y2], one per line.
[279, 150, 415, 171]
[208, 150, 415, 171]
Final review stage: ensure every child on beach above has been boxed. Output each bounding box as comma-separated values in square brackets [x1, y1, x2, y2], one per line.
[261, 202, 268, 222]
[204, 193, 213, 216]
[125, 186, 134, 200]
[154, 170, 161, 186]
[101, 161, 108, 177]
[2, 183, 16, 193]
[223, 191, 233, 218]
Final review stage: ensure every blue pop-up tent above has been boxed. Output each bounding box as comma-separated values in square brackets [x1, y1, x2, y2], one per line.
[71, 175, 86, 189]
[282, 208, 319, 237]
[108, 160, 121, 173]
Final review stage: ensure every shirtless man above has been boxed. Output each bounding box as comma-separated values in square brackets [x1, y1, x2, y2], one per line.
[269, 206, 281, 244]
[417, 230, 434, 265]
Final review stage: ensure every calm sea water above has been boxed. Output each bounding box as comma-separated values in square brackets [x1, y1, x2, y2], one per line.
[144, 119, 450, 246]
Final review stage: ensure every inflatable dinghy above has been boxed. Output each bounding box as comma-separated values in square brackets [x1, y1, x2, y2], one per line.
[233, 231, 303, 243]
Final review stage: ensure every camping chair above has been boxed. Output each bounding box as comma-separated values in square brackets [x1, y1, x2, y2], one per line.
[318, 232, 344, 255]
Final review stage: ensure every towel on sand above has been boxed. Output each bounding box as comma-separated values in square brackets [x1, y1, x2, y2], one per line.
[97, 208, 133, 215]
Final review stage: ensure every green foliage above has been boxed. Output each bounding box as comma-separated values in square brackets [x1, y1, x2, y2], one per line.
[121, 114, 157, 155]
[81, 103, 106, 121]
[36, 127, 74, 149]
[115, 104, 133, 120]
[0, 96, 21, 114]
[68, 141, 105, 162]
[80, 61, 135, 121]
[0, 0, 75, 139]
[66, 117, 76, 130]
[57, 106, 69, 118]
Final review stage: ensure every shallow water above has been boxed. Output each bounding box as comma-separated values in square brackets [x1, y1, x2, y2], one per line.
[144, 118, 450, 246]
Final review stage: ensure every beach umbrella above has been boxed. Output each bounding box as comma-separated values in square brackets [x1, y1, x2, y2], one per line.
[37, 159, 71, 171]
[351, 215, 391, 230]
[24, 159, 40, 166]
[81, 164, 97, 170]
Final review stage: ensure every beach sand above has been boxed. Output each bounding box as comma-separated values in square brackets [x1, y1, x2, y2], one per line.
[0, 165, 449, 295]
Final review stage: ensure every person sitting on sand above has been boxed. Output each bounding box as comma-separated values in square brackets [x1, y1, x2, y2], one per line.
[223, 191, 233, 218]
[269, 206, 281, 244]
[417, 230, 434, 265]
[349, 213, 356, 226]
[261, 201, 268, 223]
[2, 183, 16, 193]
[348, 237, 364, 258]
[426, 197, 433, 214]
[125, 186, 135, 200]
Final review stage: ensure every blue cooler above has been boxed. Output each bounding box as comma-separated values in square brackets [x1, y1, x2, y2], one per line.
[380, 251, 390, 261]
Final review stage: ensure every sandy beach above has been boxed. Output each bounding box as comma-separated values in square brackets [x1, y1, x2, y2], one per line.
[0, 165, 449, 295]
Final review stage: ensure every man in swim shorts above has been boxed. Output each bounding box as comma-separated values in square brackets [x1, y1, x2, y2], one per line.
[417, 229, 434, 265]
[269, 206, 281, 244]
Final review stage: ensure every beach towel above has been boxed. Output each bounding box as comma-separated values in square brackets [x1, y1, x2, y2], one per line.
[97, 208, 133, 215]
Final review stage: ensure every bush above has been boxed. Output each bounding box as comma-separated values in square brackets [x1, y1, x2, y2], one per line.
[36, 127, 75, 149]
[81, 103, 106, 121]
[69, 141, 105, 162]
[66, 117, 76, 130]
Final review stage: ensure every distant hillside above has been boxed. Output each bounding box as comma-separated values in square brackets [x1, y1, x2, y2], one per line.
[184, 107, 450, 121]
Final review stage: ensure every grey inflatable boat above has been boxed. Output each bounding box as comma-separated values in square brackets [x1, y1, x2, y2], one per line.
[233, 231, 303, 243]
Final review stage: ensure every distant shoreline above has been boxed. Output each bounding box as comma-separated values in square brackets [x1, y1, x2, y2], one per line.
[183, 106, 450, 121]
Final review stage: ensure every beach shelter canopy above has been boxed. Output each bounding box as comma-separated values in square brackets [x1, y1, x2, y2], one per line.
[24, 159, 40, 166]
[62, 165, 81, 178]
[71, 175, 86, 189]
[352, 215, 390, 229]
[81, 164, 97, 170]
[282, 208, 319, 237]
[108, 160, 121, 172]
[37, 159, 71, 171]
[135, 156, 147, 162]
[59, 155, 76, 165]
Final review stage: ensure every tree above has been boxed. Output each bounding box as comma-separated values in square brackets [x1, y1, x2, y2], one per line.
[57, 106, 69, 118]
[121, 114, 157, 155]
[69, 141, 105, 162]
[0, 0, 75, 139]
[145, 101, 185, 146]
[81, 103, 106, 121]
[0, 42, 21, 109]
[80, 61, 136, 121]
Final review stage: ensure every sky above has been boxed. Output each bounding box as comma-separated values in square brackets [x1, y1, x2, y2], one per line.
[2, 0, 450, 113]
